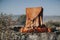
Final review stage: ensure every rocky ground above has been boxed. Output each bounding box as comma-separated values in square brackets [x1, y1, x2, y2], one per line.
[0, 30, 60, 40]
[0, 27, 60, 40]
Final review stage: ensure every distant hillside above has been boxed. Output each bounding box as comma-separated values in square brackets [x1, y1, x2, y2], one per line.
[12, 15, 60, 23]
[43, 16, 60, 23]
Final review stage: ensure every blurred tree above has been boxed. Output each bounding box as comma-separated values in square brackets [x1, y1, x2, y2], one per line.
[18, 15, 26, 25]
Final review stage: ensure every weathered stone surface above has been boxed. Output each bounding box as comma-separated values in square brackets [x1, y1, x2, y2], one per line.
[26, 7, 43, 20]
[0, 29, 60, 40]
[26, 7, 43, 27]
[23, 33, 56, 40]
[0, 29, 21, 40]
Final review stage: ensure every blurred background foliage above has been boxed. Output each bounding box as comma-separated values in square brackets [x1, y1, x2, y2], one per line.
[18, 15, 26, 25]
[0, 13, 60, 28]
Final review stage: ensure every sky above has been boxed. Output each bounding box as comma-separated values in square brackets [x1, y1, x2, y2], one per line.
[0, 0, 60, 16]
